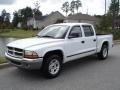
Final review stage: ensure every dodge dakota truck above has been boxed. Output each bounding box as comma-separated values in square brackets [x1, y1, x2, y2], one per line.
[5, 23, 113, 78]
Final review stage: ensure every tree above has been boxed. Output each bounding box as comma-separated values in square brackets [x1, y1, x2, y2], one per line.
[20, 7, 33, 27]
[33, 0, 42, 17]
[5, 13, 10, 23]
[1, 10, 10, 24]
[12, 11, 19, 27]
[61, 0, 82, 15]
[12, 7, 33, 28]
[61, 1, 69, 16]
[34, 0, 40, 10]
[12, 5, 43, 28]
[98, 0, 120, 30]
[108, 0, 119, 16]
[20, 7, 33, 19]
[33, 9, 42, 17]
[1, 9, 6, 22]
[0, 16, 2, 23]
[70, 1, 76, 14]
[108, 0, 120, 30]
[74, 0, 82, 13]
[0, 9, 11, 29]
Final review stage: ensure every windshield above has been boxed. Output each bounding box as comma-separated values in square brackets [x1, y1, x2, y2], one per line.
[37, 25, 69, 39]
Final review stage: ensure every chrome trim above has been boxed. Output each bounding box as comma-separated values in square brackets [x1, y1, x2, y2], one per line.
[7, 46, 23, 58]
[5, 52, 43, 70]
[5, 52, 41, 61]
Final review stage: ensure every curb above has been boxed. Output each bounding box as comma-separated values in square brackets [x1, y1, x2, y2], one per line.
[114, 41, 120, 45]
[0, 63, 12, 69]
[114, 40, 120, 45]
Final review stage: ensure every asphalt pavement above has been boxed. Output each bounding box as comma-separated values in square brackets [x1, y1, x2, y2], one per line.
[0, 45, 120, 90]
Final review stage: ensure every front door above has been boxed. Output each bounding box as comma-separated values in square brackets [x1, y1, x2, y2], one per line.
[65, 25, 85, 62]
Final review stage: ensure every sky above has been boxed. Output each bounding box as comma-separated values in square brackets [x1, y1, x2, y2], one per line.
[0, 0, 111, 17]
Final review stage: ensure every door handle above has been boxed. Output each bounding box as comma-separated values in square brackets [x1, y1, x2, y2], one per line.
[81, 41, 85, 44]
[93, 39, 96, 42]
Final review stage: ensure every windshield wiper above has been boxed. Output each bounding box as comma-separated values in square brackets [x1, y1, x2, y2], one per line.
[40, 35, 55, 38]
[36, 35, 41, 37]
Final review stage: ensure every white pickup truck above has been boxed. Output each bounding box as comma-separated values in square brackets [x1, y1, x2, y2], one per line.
[5, 23, 113, 78]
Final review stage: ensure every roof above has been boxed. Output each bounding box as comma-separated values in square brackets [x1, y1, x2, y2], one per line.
[51, 11, 65, 17]
[50, 23, 93, 27]
[27, 11, 65, 21]
[27, 15, 48, 21]
[46, 11, 65, 20]
[66, 13, 98, 21]
[34, 16, 48, 20]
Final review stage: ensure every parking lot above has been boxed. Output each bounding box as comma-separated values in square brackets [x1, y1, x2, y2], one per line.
[0, 45, 120, 90]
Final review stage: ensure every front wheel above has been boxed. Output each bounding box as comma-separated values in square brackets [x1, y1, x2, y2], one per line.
[97, 44, 108, 60]
[42, 54, 62, 78]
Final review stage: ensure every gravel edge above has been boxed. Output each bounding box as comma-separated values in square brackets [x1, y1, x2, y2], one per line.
[0, 63, 12, 69]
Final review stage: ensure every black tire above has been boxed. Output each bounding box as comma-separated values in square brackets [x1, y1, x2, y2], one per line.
[42, 54, 62, 78]
[97, 44, 108, 60]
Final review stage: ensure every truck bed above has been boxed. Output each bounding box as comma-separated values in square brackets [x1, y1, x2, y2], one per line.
[96, 34, 113, 52]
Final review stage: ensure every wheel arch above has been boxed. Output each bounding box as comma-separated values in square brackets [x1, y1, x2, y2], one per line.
[97, 41, 109, 60]
[102, 41, 109, 49]
[43, 49, 64, 63]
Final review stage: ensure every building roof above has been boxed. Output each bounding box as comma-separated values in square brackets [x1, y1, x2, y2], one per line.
[50, 11, 65, 18]
[28, 11, 65, 21]
[27, 15, 48, 21]
[34, 16, 48, 20]
[66, 13, 98, 21]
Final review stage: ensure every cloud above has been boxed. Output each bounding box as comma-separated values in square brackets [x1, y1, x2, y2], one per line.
[0, 0, 16, 5]
[40, 0, 48, 3]
[40, 0, 62, 4]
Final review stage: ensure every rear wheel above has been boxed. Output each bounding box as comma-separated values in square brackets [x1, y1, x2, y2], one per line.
[97, 44, 108, 60]
[42, 54, 62, 78]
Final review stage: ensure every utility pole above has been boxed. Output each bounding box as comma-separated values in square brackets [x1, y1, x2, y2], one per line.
[104, 0, 107, 30]
[105, 0, 107, 15]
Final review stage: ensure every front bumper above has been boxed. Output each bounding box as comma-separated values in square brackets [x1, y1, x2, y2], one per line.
[5, 52, 43, 70]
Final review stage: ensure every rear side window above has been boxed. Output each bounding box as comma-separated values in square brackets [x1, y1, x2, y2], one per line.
[82, 25, 94, 37]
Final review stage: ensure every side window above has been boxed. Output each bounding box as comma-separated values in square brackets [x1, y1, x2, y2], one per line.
[69, 26, 82, 38]
[82, 25, 94, 37]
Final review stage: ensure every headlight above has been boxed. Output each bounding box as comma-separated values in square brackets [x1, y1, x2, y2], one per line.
[24, 51, 39, 59]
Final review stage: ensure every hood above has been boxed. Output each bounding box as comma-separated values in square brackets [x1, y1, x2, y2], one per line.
[7, 37, 62, 49]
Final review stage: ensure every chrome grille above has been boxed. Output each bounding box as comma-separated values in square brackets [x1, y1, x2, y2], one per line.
[7, 46, 23, 58]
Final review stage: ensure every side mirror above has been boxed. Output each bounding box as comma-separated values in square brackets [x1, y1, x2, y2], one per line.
[68, 33, 79, 39]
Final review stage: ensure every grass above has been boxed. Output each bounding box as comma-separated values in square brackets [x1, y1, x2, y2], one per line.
[0, 29, 39, 38]
[0, 57, 7, 64]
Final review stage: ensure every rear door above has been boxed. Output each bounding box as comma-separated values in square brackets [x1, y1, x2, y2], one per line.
[82, 25, 96, 54]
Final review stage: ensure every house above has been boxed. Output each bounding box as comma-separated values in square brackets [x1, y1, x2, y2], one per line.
[27, 16, 48, 29]
[64, 13, 99, 26]
[17, 22, 22, 28]
[27, 11, 65, 29]
[114, 19, 120, 29]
